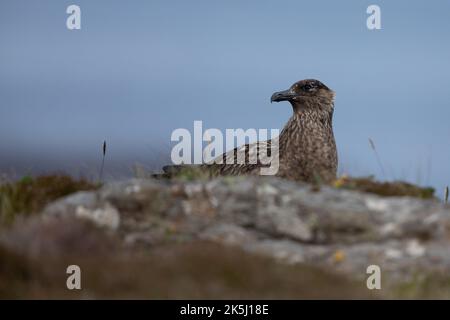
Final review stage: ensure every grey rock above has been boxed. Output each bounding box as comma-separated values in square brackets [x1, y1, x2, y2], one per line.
[41, 176, 450, 285]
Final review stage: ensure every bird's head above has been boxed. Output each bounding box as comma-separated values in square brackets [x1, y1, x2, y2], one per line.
[271, 79, 335, 113]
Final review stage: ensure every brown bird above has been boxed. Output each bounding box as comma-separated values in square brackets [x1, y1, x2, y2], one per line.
[161, 79, 337, 183]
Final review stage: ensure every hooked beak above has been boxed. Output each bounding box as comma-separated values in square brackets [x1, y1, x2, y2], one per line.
[270, 89, 297, 103]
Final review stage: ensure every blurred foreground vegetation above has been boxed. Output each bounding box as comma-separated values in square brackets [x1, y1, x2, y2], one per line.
[0, 175, 98, 226]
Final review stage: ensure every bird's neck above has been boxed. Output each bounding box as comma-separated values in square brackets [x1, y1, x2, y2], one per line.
[279, 106, 334, 146]
[278, 103, 336, 181]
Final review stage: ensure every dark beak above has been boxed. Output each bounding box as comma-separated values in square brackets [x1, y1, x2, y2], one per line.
[270, 89, 296, 103]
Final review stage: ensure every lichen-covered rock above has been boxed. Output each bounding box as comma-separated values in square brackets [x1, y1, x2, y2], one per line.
[40, 176, 450, 287]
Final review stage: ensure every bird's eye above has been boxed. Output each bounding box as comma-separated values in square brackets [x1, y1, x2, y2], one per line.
[302, 84, 314, 91]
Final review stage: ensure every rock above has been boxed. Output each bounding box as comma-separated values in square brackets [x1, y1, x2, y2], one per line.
[44, 191, 120, 230]
[39, 176, 450, 287]
[75, 203, 120, 230]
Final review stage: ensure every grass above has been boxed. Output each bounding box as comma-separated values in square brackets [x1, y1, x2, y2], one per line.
[445, 186, 449, 204]
[167, 168, 438, 199]
[333, 175, 435, 199]
[1, 215, 450, 299]
[0, 174, 98, 226]
[98, 140, 107, 183]
[0, 224, 377, 299]
[158, 162, 438, 200]
[389, 271, 450, 299]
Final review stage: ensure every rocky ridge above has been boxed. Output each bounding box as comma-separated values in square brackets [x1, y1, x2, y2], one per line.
[40, 176, 450, 287]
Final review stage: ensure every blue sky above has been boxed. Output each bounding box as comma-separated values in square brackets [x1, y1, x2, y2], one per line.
[1, 0, 449, 193]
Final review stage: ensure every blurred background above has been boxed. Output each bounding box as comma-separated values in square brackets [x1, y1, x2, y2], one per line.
[1, 0, 449, 193]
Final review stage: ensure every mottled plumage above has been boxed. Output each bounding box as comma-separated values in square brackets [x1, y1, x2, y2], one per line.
[162, 79, 337, 183]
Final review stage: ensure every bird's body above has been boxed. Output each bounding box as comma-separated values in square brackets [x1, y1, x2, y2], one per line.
[162, 79, 337, 183]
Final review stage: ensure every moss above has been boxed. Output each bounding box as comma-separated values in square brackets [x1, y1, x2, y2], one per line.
[333, 175, 435, 199]
[0, 175, 98, 226]
[169, 166, 213, 181]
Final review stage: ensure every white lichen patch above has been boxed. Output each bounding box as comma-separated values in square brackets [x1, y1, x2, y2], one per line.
[406, 240, 425, 257]
[75, 203, 120, 230]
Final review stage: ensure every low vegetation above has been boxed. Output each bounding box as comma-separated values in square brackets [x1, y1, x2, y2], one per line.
[0, 231, 376, 299]
[0, 175, 98, 226]
[333, 175, 435, 199]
